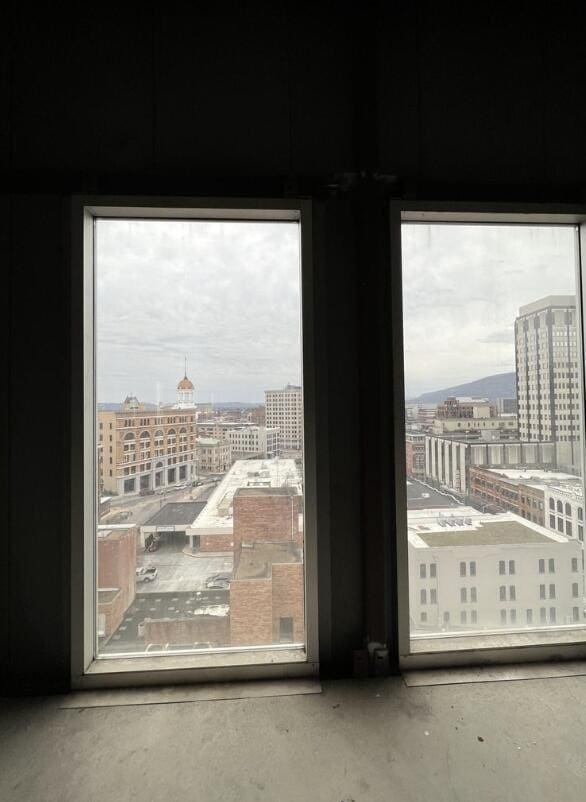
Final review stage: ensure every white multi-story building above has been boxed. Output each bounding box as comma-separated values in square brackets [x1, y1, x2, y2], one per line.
[227, 426, 279, 459]
[515, 295, 581, 470]
[265, 384, 303, 452]
[544, 482, 585, 543]
[408, 507, 583, 634]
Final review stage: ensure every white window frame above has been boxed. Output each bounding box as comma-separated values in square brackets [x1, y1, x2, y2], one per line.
[71, 196, 318, 689]
[391, 201, 586, 670]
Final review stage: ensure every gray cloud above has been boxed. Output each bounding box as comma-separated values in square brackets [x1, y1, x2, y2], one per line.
[96, 220, 302, 404]
[402, 224, 576, 397]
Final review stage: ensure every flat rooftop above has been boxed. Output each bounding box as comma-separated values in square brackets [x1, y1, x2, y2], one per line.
[418, 521, 551, 547]
[519, 295, 576, 317]
[480, 468, 578, 482]
[235, 542, 302, 580]
[143, 501, 207, 528]
[408, 509, 570, 548]
[192, 459, 302, 537]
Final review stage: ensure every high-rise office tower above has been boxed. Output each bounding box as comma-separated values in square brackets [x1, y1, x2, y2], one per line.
[515, 296, 581, 469]
[265, 384, 303, 453]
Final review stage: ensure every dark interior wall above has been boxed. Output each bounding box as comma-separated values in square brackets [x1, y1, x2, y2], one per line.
[4, 1, 586, 693]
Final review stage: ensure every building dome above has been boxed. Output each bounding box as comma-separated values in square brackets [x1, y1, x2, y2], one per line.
[178, 376, 194, 391]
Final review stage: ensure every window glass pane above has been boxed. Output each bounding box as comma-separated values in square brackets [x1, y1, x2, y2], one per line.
[402, 222, 585, 646]
[95, 218, 306, 657]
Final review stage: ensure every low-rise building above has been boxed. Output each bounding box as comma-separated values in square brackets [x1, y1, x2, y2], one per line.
[431, 415, 518, 437]
[436, 397, 496, 419]
[191, 458, 303, 553]
[196, 437, 232, 474]
[408, 508, 583, 634]
[425, 434, 557, 496]
[228, 426, 279, 459]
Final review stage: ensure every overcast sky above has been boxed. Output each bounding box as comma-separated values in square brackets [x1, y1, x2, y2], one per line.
[97, 220, 578, 405]
[96, 220, 302, 404]
[402, 223, 577, 398]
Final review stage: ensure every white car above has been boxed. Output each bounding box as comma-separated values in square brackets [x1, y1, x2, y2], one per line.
[136, 566, 158, 583]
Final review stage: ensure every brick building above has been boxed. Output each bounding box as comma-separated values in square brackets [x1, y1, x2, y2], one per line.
[98, 379, 198, 496]
[97, 524, 137, 639]
[229, 486, 305, 646]
[405, 432, 425, 479]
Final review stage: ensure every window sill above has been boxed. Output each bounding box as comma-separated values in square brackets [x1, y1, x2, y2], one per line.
[74, 647, 315, 690]
[402, 627, 586, 670]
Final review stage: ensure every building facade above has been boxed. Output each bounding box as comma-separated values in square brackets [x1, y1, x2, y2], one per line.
[431, 416, 518, 437]
[408, 509, 583, 633]
[425, 435, 556, 496]
[406, 432, 426, 479]
[195, 437, 232, 474]
[97, 524, 137, 639]
[436, 397, 496, 419]
[98, 388, 197, 496]
[265, 384, 303, 452]
[544, 483, 585, 543]
[515, 295, 581, 469]
[227, 426, 279, 459]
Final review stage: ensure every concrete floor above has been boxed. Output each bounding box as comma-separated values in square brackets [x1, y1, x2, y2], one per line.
[1, 675, 586, 802]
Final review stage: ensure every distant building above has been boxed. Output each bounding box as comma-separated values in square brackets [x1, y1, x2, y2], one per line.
[406, 432, 426, 479]
[469, 466, 576, 523]
[227, 426, 279, 459]
[98, 386, 197, 496]
[409, 509, 582, 633]
[196, 437, 232, 475]
[436, 397, 496, 419]
[496, 397, 518, 415]
[97, 524, 137, 639]
[265, 384, 303, 452]
[431, 415, 517, 437]
[425, 434, 556, 496]
[515, 296, 580, 469]
[247, 406, 266, 426]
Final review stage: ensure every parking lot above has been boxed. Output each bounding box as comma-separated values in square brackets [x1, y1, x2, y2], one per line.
[100, 589, 229, 655]
[136, 544, 233, 594]
[406, 478, 462, 510]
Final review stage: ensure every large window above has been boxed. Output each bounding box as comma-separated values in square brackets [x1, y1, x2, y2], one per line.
[396, 207, 586, 665]
[72, 200, 317, 684]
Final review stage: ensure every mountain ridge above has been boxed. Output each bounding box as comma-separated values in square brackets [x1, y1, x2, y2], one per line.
[407, 372, 516, 405]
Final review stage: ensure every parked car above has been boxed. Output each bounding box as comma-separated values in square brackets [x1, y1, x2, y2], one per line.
[136, 566, 158, 583]
[206, 577, 231, 590]
[207, 572, 232, 583]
